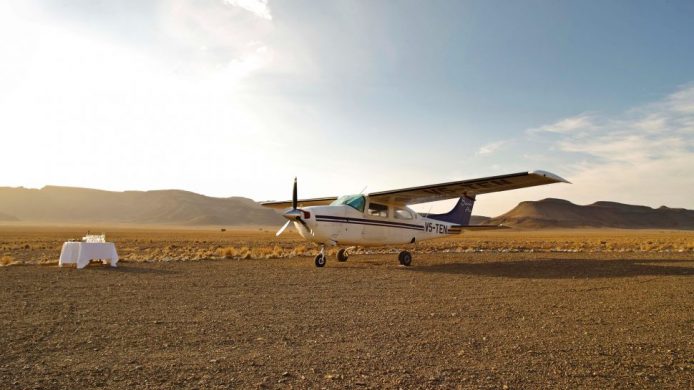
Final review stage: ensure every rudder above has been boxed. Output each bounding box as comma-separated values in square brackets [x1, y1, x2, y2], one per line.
[426, 196, 476, 225]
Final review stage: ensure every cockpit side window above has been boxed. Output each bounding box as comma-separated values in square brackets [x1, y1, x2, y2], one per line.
[367, 202, 389, 218]
[394, 207, 414, 220]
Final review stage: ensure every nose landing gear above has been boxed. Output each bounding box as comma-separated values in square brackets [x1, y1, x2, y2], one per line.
[314, 245, 326, 267]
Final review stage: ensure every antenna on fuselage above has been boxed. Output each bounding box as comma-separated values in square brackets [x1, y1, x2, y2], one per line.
[359, 185, 368, 194]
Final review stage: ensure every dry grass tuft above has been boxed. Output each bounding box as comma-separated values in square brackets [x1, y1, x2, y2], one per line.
[291, 244, 314, 257]
[216, 246, 253, 259]
[251, 245, 284, 259]
[1, 255, 17, 266]
[215, 244, 308, 260]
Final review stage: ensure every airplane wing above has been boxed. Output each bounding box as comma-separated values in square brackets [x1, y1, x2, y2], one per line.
[260, 197, 338, 210]
[367, 170, 569, 205]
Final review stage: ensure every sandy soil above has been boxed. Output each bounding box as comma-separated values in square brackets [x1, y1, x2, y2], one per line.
[0, 229, 693, 389]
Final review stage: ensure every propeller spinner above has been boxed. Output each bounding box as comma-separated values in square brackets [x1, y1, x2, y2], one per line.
[275, 178, 313, 236]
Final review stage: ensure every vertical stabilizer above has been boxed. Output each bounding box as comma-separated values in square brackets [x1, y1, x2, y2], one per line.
[426, 196, 476, 225]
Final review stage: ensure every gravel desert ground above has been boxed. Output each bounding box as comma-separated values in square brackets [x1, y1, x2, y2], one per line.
[1, 228, 693, 389]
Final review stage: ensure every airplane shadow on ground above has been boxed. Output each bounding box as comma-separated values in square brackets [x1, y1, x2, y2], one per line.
[406, 258, 694, 279]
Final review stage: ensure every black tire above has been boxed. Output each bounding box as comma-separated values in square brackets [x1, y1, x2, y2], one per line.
[398, 251, 412, 266]
[337, 248, 348, 262]
[314, 254, 326, 268]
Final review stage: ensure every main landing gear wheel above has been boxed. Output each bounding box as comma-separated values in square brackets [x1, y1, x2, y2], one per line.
[315, 253, 326, 267]
[398, 251, 412, 266]
[337, 248, 349, 262]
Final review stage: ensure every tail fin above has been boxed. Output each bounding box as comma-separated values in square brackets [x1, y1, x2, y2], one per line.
[426, 196, 476, 225]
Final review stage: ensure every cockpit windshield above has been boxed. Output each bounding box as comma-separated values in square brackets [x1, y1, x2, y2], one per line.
[330, 194, 366, 212]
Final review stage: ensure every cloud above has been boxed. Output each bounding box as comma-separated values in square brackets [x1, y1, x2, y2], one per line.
[527, 113, 594, 134]
[224, 43, 273, 82]
[223, 0, 272, 20]
[158, 0, 274, 77]
[667, 85, 694, 114]
[631, 113, 667, 132]
[477, 140, 508, 155]
[527, 84, 694, 209]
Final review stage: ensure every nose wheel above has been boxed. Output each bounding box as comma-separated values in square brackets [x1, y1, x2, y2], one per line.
[314, 245, 326, 267]
[398, 250, 412, 266]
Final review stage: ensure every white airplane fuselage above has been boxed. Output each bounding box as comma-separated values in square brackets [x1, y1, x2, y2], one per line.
[291, 201, 458, 247]
[263, 171, 568, 267]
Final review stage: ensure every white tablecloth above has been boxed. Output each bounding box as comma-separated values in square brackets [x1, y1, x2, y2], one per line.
[59, 242, 119, 269]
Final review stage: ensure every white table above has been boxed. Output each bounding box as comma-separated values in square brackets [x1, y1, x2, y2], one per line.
[59, 242, 119, 269]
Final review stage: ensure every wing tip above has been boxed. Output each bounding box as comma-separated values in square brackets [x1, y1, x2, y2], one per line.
[530, 170, 571, 184]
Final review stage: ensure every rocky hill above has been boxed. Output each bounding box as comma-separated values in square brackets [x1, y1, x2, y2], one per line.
[0, 211, 19, 221]
[469, 215, 492, 225]
[0, 186, 283, 226]
[487, 198, 694, 229]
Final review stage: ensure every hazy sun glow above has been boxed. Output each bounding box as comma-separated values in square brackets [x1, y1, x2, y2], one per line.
[1, 1, 693, 216]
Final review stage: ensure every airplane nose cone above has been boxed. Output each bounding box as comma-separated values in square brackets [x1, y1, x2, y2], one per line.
[282, 209, 311, 221]
[282, 209, 303, 220]
[282, 208, 314, 236]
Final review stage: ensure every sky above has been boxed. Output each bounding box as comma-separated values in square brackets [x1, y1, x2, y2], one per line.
[1, 0, 693, 216]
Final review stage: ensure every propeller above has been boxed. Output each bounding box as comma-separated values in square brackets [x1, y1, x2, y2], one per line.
[275, 177, 313, 236]
[276, 220, 291, 236]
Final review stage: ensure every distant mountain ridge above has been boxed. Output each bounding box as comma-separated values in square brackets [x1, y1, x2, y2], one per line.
[0, 186, 283, 226]
[1, 187, 691, 229]
[0, 211, 19, 221]
[469, 216, 491, 225]
[487, 198, 694, 229]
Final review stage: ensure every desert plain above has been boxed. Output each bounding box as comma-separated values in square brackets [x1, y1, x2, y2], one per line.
[1, 226, 693, 389]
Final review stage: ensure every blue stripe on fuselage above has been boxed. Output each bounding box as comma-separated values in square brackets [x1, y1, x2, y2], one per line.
[315, 215, 425, 231]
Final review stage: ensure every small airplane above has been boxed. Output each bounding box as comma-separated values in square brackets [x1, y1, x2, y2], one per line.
[262, 171, 569, 267]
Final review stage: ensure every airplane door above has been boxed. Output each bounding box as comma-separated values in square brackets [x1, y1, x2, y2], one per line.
[339, 207, 363, 243]
[361, 201, 389, 244]
[324, 206, 346, 242]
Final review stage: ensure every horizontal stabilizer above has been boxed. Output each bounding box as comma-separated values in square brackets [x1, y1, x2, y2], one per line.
[456, 224, 510, 231]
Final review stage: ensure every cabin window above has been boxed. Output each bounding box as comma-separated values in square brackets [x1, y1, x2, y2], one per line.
[330, 194, 365, 212]
[367, 202, 388, 217]
[394, 208, 414, 220]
